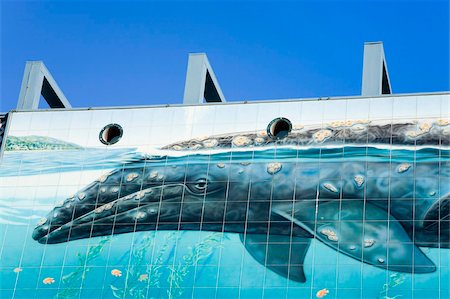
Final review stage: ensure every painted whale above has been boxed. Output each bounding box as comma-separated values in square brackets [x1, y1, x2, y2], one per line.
[32, 119, 450, 282]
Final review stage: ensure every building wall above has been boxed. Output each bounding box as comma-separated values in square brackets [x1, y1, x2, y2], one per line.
[0, 93, 449, 299]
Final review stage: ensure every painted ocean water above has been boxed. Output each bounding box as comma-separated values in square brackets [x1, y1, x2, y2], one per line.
[0, 146, 449, 299]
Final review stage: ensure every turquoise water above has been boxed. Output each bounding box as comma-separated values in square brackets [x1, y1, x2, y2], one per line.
[0, 146, 449, 299]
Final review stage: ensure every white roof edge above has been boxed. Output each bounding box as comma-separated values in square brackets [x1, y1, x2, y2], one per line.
[7, 91, 450, 113]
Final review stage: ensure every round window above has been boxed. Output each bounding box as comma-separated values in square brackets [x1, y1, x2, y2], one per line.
[99, 123, 123, 145]
[267, 117, 292, 139]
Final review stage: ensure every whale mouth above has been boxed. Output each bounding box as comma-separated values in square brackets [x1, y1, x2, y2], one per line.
[32, 184, 186, 244]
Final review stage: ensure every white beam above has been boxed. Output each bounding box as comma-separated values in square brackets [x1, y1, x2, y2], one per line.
[361, 42, 392, 96]
[17, 61, 71, 110]
[183, 53, 226, 104]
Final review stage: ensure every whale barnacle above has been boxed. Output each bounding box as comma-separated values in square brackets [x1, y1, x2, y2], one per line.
[148, 171, 158, 180]
[203, 139, 218, 148]
[364, 239, 375, 248]
[313, 129, 332, 143]
[419, 122, 432, 133]
[320, 228, 338, 241]
[217, 163, 226, 169]
[98, 173, 109, 183]
[36, 217, 47, 226]
[135, 190, 148, 200]
[267, 162, 282, 175]
[103, 203, 114, 211]
[94, 205, 106, 213]
[135, 211, 146, 220]
[232, 136, 252, 147]
[353, 175, 365, 187]
[323, 182, 338, 193]
[254, 137, 265, 145]
[292, 124, 304, 131]
[436, 119, 449, 126]
[77, 192, 86, 200]
[126, 172, 139, 182]
[190, 144, 202, 150]
[256, 131, 268, 138]
[397, 163, 411, 173]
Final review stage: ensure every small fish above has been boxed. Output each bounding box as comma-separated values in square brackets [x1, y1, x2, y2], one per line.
[138, 273, 149, 282]
[111, 269, 122, 277]
[13, 267, 22, 273]
[316, 288, 329, 298]
[42, 277, 55, 284]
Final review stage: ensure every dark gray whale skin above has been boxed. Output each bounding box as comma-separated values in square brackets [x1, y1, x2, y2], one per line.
[32, 121, 450, 282]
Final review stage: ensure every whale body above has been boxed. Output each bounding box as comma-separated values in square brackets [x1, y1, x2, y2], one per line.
[32, 120, 450, 282]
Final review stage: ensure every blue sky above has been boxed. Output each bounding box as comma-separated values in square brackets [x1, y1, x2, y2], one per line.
[1, 0, 448, 112]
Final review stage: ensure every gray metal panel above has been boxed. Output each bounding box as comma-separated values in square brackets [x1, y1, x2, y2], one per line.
[0, 113, 10, 161]
[17, 61, 71, 110]
[183, 53, 226, 104]
[361, 42, 392, 96]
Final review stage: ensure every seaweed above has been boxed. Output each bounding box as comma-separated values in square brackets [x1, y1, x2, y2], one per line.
[109, 231, 224, 299]
[166, 232, 223, 299]
[54, 237, 110, 299]
[378, 272, 406, 299]
[110, 231, 177, 299]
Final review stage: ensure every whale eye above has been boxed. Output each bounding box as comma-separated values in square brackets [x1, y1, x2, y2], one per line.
[194, 179, 207, 190]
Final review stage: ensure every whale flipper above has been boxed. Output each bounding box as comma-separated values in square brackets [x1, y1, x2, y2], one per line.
[240, 233, 310, 282]
[273, 200, 436, 273]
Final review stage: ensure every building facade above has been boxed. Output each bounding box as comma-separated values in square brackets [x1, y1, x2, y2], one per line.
[0, 44, 449, 299]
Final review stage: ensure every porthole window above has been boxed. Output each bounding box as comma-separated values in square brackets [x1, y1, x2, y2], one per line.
[99, 123, 123, 145]
[267, 117, 292, 139]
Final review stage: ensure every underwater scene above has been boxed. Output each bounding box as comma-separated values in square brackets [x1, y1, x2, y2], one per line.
[0, 108, 449, 299]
